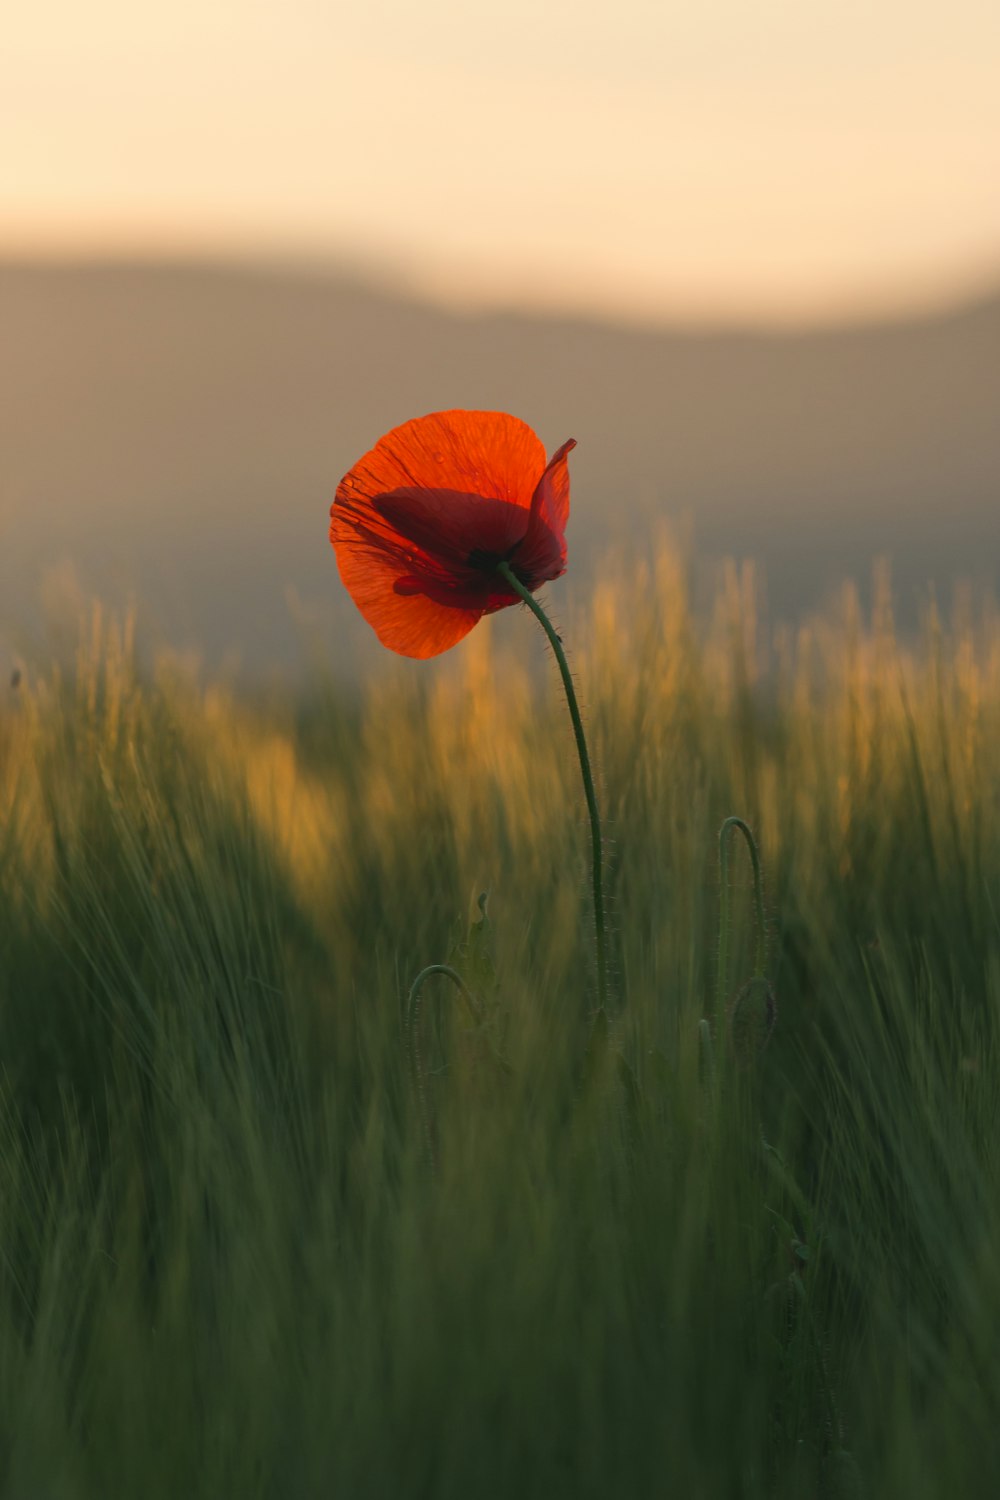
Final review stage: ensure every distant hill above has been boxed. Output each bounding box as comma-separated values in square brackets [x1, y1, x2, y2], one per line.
[1, 259, 997, 676]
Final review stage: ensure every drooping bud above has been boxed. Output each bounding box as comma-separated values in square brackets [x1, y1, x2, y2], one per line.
[726, 975, 777, 1067]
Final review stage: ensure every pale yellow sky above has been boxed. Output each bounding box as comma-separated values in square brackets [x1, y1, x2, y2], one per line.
[4, 0, 999, 323]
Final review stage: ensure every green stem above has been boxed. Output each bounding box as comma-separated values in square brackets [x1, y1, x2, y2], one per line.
[497, 562, 609, 1013]
[406, 964, 481, 1030]
[716, 816, 767, 1024]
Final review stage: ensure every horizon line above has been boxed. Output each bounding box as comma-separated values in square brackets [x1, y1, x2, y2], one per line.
[4, 242, 999, 338]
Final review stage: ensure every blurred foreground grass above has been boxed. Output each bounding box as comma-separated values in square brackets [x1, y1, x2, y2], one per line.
[1, 546, 999, 1498]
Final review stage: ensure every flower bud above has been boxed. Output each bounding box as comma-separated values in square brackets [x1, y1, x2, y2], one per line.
[726, 975, 777, 1066]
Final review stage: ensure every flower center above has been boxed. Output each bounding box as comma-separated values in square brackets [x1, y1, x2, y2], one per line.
[466, 543, 524, 578]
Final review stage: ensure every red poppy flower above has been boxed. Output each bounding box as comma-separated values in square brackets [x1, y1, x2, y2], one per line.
[330, 410, 575, 659]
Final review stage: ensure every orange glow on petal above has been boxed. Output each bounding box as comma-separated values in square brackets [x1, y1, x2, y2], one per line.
[330, 508, 482, 657]
[330, 412, 573, 657]
[341, 410, 546, 514]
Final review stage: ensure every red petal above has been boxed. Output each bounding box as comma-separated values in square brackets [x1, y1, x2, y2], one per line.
[330, 511, 482, 658]
[374, 487, 528, 564]
[532, 438, 575, 535]
[339, 410, 546, 515]
[330, 412, 562, 657]
[511, 438, 575, 585]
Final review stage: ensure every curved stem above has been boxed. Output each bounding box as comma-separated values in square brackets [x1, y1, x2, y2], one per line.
[496, 562, 608, 1012]
[406, 963, 481, 1028]
[716, 816, 768, 1024]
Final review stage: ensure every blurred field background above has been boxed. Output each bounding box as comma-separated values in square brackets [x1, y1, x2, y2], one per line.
[1, 258, 998, 682]
[3, 2, 999, 680]
[4, 1, 999, 1493]
[1, 547, 998, 1496]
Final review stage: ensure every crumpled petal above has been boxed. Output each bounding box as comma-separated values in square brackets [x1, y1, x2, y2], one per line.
[332, 516, 483, 657]
[511, 439, 575, 583]
[338, 410, 546, 516]
[330, 412, 575, 658]
[373, 488, 529, 566]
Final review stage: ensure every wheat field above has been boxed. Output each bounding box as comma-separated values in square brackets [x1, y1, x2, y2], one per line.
[1, 543, 998, 1497]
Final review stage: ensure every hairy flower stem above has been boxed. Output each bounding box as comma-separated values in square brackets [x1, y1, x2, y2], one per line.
[496, 562, 609, 1013]
[716, 815, 768, 1023]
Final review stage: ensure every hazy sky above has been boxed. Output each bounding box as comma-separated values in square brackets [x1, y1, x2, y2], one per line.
[4, 0, 999, 322]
